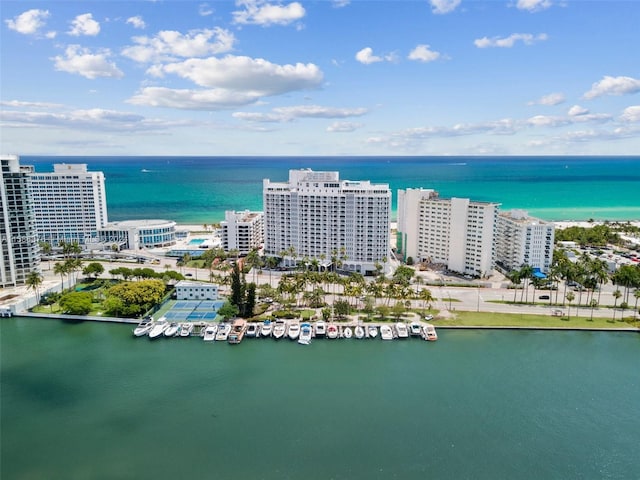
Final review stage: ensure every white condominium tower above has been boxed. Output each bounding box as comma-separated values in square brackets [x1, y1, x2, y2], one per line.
[263, 169, 391, 275]
[1, 155, 40, 287]
[28, 163, 108, 246]
[496, 209, 555, 274]
[397, 188, 499, 277]
[220, 210, 264, 256]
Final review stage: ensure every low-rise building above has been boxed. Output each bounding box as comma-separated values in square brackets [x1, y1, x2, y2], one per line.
[98, 219, 176, 250]
[496, 209, 554, 273]
[175, 280, 218, 300]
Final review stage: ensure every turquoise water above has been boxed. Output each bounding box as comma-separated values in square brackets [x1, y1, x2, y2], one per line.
[2, 317, 639, 479]
[22, 156, 640, 223]
[188, 238, 206, 245]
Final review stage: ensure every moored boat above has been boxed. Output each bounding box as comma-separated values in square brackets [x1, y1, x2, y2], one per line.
[424, 323, 438, 341]
[298, 322, 312, 345]
[261, 320, 273, 337]
[380, 324, 394, 340]
[314, 320, 326, 337]
[409, 322, 423, 337]
[202, 324, 217, 342]
[228, 319, 247, 344]
[272, 320, 287, 340]
[148, 318, 168, 339]
[343, 327, 353, 339]
[179, 322, 193, 337]
[245, 322, 259, 337]
[287, 321, 300, 340]
[354, 325, 365, 339]
[164, 322, 180, 337]
[395, 322, 409, 339]
[327, 324, 339, 339]
[133, 316, 153, 337]
[215, 323, 230, 341]
[368, 325, 378, 338]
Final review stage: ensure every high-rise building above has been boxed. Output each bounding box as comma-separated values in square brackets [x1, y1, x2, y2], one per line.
[263, 169, 391, 275]
[1, 155, 40, 287]
[496, 209, 555, 273]
[28, 163, 108, 246]
[397, 188, 499, 277]
[220, 210, 264, 256]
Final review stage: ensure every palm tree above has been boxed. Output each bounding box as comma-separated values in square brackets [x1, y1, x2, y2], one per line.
[612, 289, 622, 322]
[53, 262, 67, 289]
[26, 270, 44, 303]
[633, 289, 640, 321]
[519, 264, 534, 303]
[507, 270, 521, 303]
[419, 288, 434, 314]
[589, 299, 598, 321]
[565, 291, 575, 320]
[39, 241, 53, 270]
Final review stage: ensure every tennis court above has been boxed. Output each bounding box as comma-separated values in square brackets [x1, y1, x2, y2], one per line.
[163, 300, 223, 322]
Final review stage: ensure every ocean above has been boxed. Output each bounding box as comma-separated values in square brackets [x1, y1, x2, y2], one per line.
[22, 156, 640, 223]
[1, 317, 639, 480]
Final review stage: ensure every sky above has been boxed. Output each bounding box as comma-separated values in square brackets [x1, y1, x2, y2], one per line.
[1, 0, 639, 156]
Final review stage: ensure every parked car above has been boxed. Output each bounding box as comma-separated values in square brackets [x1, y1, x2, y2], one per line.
[539, 295, 550, 300]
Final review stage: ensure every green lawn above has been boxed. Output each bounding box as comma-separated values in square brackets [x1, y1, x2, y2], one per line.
[434, 310, 638, 329]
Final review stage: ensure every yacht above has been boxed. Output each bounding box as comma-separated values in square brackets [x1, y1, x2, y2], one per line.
[327, 324, 339, 339]
[287, 321, 300, 340]
[245, 322, 259, 337]
[164, 322, 180, 337]
[272, 320, 287, 340]
[343, 326, 353, 339]
[148, 318, 168, 339]
[380, 324, 394, 340]
[368, 325, 378, 338]
[314, 320, 326, 337]
[133, 316, 153, 337]
[202, 324, 217, 342]
[215, 323, 230, 341]
[261, 320, 273, 338]
[228, 319, 247, 344]
[354, 325, 365, 339]
[179, 322, 193, 337]
[298, 322, 312, 345]
[395, 322, 409, 339]
[424, 323, 438, 341]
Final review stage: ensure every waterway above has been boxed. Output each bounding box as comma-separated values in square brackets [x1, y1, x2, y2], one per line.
[1, 317, 639, 479]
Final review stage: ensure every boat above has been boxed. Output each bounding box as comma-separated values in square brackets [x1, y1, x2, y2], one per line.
[202, 324, 217, 342]
[272, 320, 287, 340]
[368, 325, 378, 338]
[133, 316, 153, 337]
[327, 324, 339, 339]
[314, 320, 326, 337]
[343, 326, 353, 339]
[380, 324, 394, 340]
[228, 319, 247, 344]
[287, 321, 300, 340]
[215, 323, 230, 341]
[261, 320, 273, 338]
[409, 322, 423, 337]
[148, 318, 168, 339]
[298, 322, 312, 345]
[354, 325, 365, 339]
[245, 322, 259, 337]
[164, 322, 180, 337]
[179, 322, 193, 337]
[395, 322, 409, 339]
[424, 323, 438, 341]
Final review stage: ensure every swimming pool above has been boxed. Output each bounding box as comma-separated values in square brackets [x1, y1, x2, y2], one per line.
[188, 238, 205, 245]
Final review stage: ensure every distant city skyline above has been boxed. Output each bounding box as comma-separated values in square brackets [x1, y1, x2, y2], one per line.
[1, 0, 639, 156]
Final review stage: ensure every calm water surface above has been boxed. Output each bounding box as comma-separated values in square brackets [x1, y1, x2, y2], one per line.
[2, 318, 639, 479]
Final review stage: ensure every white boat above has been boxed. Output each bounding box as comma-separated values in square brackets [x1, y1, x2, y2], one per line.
[133, 316, 153, 337]
[215, 323, 230, 341]
[272, 320, 287, 340]
[395, 322, 409, 339]
[368, 325, 378, 338]
[409, 322, 423, 337]
[380, 324, 394, 340]
[245, 322, 259, 337]
[354, 325, 365, 339]
[148, 318, 168, 339]
[424, 323, 438, 341]
[287, 321, 300, 340]
[314, 320, 326, 337]
[164, 322, 180, 337]
[202, 324, 217, 342]
[228, 319, 247, 344]
[343, 327, 353, 339]
[261, 320, 273, 337]
[179, 322, 193, 337]
[298, 322, 312, 345]
[327, 324, 339, 339]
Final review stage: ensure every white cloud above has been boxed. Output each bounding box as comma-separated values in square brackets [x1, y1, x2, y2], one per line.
[474, 33, 548, 48]
[68, 13, 100, 37]
[5, 9, 50, 35]
[568, 105, 588, 116]
[1, 100, 64, 109]
[45, 31, 57, 39]
[515, 0, 552, 12]
[583, 75, 640, 100]
[232, 0, 305, 26]
[158, 55, 323, 95]
[199, 3, 214, 16]
[528, 92, 565, 106]
[122, 28, 235, 63]
[429, 0, 461, 15]
[331, 0, 351, 8]
[408, 44, 441, 63]
[53, 45, 123, 79]
[126, 16, 146, 29]
[233, 105, 368, 122]
[356, 47, 382, 64]
[620, 106, 640, 123]
[327, 121, 362, 132]
[128, 87, 261, 110]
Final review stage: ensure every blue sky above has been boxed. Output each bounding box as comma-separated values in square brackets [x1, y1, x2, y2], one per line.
[1, 0, 639, 156]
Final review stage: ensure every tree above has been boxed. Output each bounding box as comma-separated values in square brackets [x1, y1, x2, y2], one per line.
[392, 301, 406, 321]
[333, 299, 350, 319]
[25, 270, 44, 303]
[39, 241, 53, 270]
[105, 279, 166, 317]
[507, 270, 521, 303]
[519, 264, 534, 303]
[321, 307, 332, 321]
[244, 283, 256, 318]
[230, 262, 245, 310]
[589, 299, 598, 322]
[633, 289, 640, 320]
[565, 291, 575, 320]
[612, 289, 622, 322]
[83, 262, 104, 280]
[419, 288, 434, 313]
[218, 301, 239, 320]
[59, 291, 93, 315]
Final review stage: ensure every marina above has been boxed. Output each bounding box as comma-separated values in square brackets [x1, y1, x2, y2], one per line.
[132, 317, 438, 344]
